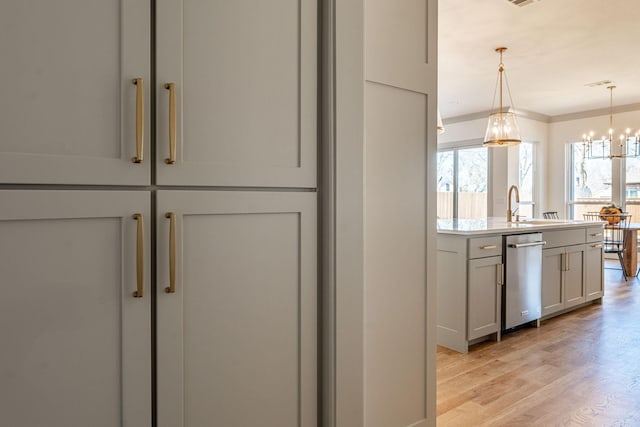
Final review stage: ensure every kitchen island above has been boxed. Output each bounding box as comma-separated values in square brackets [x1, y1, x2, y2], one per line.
[437, 217, 605, 353]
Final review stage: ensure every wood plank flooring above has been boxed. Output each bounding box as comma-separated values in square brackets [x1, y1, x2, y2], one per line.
[437, 261, 640, 426]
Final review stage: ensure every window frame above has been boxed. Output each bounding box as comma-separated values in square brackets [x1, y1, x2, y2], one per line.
[437, 140, 490, 219]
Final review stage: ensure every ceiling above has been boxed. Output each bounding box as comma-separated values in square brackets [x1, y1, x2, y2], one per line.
[438, 0, 640, 120]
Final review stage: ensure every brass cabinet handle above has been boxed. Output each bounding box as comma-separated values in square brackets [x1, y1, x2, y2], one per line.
[165, 212, 176, 293]
[498, 263, 504, 286]
[164, 83, 176, 164]
[590, 233, 603, 237]
[132, 78, 144, 163]
[480, 245, 497, 250]
[132, 213, 144, 297]
[591, 243, 604, 248]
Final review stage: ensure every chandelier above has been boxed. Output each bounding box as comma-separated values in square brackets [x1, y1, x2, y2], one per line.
[483, 47, 522, 147]
[582, 86, 640, 159]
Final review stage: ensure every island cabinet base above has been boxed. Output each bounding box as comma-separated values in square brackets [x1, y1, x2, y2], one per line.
[437, 220, 605, 353]
[437, 234, 503, 353]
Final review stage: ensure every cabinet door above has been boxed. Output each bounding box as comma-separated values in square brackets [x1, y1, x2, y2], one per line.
[0, 1, 150, 185]
[157, 191, 316, 427]
[467, 256, 503, 341]
[0, 190, 151, 427]
[542, 247, 564, 316]
[156, 0, 316, 187]
[585, 243, 604, 301]
[564, 245, 586, 308]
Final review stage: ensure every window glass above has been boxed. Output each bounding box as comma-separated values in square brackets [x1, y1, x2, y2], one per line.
[436, 146, 488, 219]
[569, 142, 612, 219]
[437, 151, 454, 219]
[625, 156, 640, 220]
[457, 147, 488, 219]
[518, 142, 534, 218]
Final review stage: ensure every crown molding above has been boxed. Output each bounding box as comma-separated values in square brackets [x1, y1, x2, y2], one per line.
[550, 103, 640, 123]
[443, 103, 640, 125]
[443, 107, 551, 125]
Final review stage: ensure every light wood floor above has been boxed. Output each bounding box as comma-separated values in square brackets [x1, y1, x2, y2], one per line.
[437, 261, 640, 426]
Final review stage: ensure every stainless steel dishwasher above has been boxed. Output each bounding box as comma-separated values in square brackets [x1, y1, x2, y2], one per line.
[503, 233, 546, 329]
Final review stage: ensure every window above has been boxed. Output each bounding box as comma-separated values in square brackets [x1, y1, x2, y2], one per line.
[437, 146, 488, 219]
[518, 142, 535, 218]
[568, 142, 613, 219]
[625, 156, 640, 219]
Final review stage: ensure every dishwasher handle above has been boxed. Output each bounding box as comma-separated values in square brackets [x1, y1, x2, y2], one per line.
[508, 240, 547, 249]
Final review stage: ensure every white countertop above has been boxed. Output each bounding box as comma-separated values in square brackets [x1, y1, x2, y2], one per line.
[437, 217, 604, 235]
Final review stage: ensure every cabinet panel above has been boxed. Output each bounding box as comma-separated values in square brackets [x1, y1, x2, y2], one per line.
[542, 247, 564, 316]
[156, 191, 316, 427]
[564, 246, 586, 308]
[0, 1, 150, 185]
[586, 243, 604, 300]
[468, 256, 502, 340]
[156, 0, 317, 187]
[0, 190, 151, 427]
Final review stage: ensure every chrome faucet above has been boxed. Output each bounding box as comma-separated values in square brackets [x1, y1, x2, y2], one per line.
[507, 184, 520, 222]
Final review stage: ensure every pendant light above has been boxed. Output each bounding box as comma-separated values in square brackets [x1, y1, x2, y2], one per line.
[437, 108, 445, 134]
[483, 47, 522, 147]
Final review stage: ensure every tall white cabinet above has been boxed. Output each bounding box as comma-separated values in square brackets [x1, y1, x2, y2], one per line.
[0, 1, 317, 426]
[0, 191, 152, 427]
[0, 1, 151, 185]
[156, 191, 317, 426]
[156, 0, 317, 187]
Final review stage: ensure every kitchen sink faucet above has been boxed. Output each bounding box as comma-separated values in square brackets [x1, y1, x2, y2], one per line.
[507, 184, 520, 222]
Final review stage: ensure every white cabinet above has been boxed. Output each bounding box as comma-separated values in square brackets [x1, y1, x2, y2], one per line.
[585, 242, 605, 301]
[0, 1, 150, 185]
[0, 190, 151, 426]
[155, 0, 317, 187]
[541, 246, 564, 316]
[541, 227, 593, 317]
[437, 234, 503, 353]
[542, 245, 586, 317]
[564, 245, 586, 308]
[468, 256, 503, 341]
[1, 1, 318, 425]
[156, 191, 317, 426]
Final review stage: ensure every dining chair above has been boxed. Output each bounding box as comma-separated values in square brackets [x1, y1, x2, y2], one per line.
[542, 211, 559, 219]
[583, 212, 632, 280]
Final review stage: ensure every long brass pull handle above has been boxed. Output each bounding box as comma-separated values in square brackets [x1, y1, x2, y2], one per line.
[591, 243, 604, 248]
[165, 212, 176, 293]
[480, 245, 497, 250]
[590, 232, 603, 237]
[132, 213, 144, 297]
[164, 83, 176, 164]
[132, 78, 144, 163]
[498, 263, 504, 286]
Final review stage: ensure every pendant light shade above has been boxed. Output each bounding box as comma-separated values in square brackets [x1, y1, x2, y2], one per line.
[483, 47, 522, 147]
[437, 108, 445, 134]
[483, 111, 521, 146]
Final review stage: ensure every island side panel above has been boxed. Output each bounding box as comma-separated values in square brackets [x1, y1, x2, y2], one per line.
[436, 234, 468, 353]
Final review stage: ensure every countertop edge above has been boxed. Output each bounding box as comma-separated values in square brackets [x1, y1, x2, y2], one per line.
[437, 220, 605, 236]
